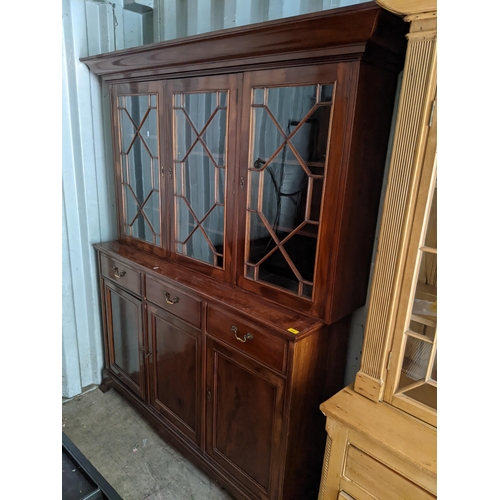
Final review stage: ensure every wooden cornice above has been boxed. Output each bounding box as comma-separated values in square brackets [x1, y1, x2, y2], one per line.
[81, 2, 407, 82]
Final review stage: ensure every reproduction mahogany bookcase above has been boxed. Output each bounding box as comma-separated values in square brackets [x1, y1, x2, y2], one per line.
[82, 4, 407, 500]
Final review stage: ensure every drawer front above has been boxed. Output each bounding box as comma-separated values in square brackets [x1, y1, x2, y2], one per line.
[206, 306, 288, 373]
[343, 445, 435, 500]
[100, 254, 142, 296]
[146, 276, 202, 329]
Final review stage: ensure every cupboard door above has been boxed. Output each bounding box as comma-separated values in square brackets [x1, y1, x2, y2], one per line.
[206, 337, 285, 500]
[103, 279, 146, 400]
[147, 304, 202, 446]
[236, 64, 353, 319]
[167, 74, 239, 281]
[111, 81, 164, 256]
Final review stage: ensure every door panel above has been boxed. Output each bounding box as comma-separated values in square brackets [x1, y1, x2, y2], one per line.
[206, 337, 285, 499]
[148, 304, 202, 446]
[103, 279, 146, 400]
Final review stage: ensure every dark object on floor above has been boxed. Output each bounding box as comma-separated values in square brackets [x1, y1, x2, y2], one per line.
[62, 432, 122, 500]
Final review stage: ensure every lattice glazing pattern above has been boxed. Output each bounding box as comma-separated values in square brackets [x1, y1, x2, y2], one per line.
[396, 172, 437, 410]
[245, 84, 335, 299]
[118, 94, 160, 246]
[173, 91, 228, 268]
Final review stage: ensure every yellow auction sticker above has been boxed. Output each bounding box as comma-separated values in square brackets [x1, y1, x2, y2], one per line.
[287, 328, 299, 335]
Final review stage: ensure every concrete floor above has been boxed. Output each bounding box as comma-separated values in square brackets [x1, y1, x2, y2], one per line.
[62, 387, 235, 500]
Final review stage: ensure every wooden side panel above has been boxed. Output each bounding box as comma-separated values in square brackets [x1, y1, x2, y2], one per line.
[355, 16, 437, 401]
[281, 317, 350, 500]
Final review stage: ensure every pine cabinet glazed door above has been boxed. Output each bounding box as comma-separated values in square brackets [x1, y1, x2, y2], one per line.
[147, 304, 202, 446]
[103, 279, 146, 400]
[206, 337, 286, 500]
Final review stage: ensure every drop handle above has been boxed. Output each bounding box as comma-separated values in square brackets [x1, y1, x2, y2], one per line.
[112, 266, 126, 278]
[231, 325, 253, 343]
[163, 291, 180, 305]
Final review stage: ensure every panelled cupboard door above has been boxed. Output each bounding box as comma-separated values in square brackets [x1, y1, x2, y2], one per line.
[147, 304, 202, 446]
[111, 81, 165, 256]
[103, 279, 146, 400]
[206, 337, 285, 500]
[236, 63, 354, 319]
[166, 74, 239, 282]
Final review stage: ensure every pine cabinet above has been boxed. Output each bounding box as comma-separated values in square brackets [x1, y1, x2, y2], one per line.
[84, 3, 407, 500]
[318, 1, 437, 499]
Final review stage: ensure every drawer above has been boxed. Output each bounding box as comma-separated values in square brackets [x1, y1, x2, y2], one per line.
[100, 254, 142, 296]
[343, 445, 435, 500]
[206, 306, 288, 374]
[146, 276, 202, 329]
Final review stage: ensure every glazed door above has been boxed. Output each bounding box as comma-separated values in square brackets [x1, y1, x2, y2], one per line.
[206, 337, 286, 500]
[103, 279, 146, 400]
[147, 304, 202, 446]
[111, 81, 165, 256]
[236, 63, 353, 319]
[166, 74, 239, 282]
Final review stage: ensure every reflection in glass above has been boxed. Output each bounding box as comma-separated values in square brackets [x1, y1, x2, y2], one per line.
[118, 93, 160, 246]
[246, 83, 334, 298]
[173, 91, 227, 268]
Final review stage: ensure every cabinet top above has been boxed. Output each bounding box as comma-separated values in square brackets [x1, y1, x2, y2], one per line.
[95, 241, 325, 340]
[81, 2, 407, 82]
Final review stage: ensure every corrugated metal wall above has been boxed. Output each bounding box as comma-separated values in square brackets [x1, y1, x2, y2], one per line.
[62, 0, 384, 398]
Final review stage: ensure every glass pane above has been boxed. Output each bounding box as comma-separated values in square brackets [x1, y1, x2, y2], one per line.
[267, 85, 317, 134]
[183, 142, 216, 220]
[131, 212, 154, 243]
[290, 105, 331, 164]
[201, 205, 225, 259]
[283, 227, 318, 283]
[202, 107, 227, 166]
[413, 253, 437, 319]
[218, 91, 227, 108]
[248, 212, 276, 265]
[302, 283, 313, 299]
[408, 320, 436, 342]
[185, 92, 217, 132]
[176, 197, 195, 243]
[320, 84, 334, 103]
[252, 107, 284, 165]
[399, 336, 432, 386]
[143, 190, 160, 235]
[141, 108, 158, 157]
[404, 384, 437, 410]
[110, 292, 140, 385]
[217, 168, 225, 205]
[253, 88, 265, 105]
[128, 146, 153, 205]
[120, 109, 135, 153]
[186, 227, 214, 265]
[175, 109, 196, 160]
[259, 250, 299, 294]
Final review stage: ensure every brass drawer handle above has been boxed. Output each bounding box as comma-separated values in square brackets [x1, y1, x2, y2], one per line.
[112, 266, 126, 278]
[231, 325, 253, 343]
[163, 291, 180, 305]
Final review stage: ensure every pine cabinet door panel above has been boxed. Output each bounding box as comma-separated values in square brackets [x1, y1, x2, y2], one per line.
[206, 338, 285, 499]
[103, 280, 146, 400]
[148, 304, 202, 446]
